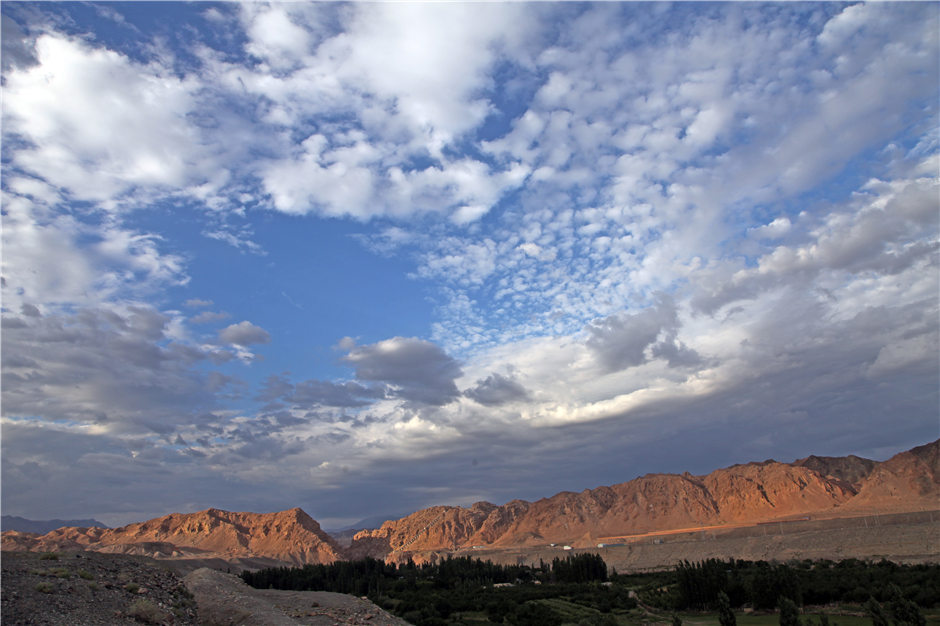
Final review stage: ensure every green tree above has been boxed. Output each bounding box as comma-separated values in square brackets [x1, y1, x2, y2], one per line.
[778, 597, 800, 626]
[752, 564, 802, 610]
[717, 591, 736, 626]
[887, 583, 927, 626]
[868, 597, 890, 626]
[672, 614, 683, 626]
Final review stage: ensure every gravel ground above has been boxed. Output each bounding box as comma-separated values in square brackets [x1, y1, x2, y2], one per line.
[1, 550, 199, 626]
[183, 568, 413, 626]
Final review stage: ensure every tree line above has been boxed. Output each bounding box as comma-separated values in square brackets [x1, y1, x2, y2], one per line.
[240, 554, 937, 626]
[630, 558, 939, 611]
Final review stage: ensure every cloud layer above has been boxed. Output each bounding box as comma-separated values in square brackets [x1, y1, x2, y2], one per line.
[1, 2, 937, 527]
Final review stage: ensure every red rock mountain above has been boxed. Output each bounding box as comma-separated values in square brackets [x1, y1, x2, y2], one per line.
[841, 440, 940, 512]
[1, 507, 342, 567]
[4, 439, 937, 566]
[348, 460, 864, 559]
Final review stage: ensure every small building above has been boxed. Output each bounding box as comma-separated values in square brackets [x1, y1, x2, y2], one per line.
[597, 543, 608, 548]
[563, 545, 573, 550]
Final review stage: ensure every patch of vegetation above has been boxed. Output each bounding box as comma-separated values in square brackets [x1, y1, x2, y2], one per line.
[35, 582, 54, 594]
[51, 567, 71, 579]
[244, 554, 629, 626]
[125, 582, 141, 594]
[172, 583, 197, 614]
[616, 558, 940, 612]
[78, 569, 94, 580]
[87, 581, 100, 591]
[38, 552, 60, 561]
[242, 554, 938, 626]
[128, 598, 168, 625]
[30, 568, 49, 576]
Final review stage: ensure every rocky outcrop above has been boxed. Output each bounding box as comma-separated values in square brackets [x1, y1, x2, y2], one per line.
[793, 454, 877, 487]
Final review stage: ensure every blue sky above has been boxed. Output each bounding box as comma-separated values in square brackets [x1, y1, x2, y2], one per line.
[1, 1, 938, 529]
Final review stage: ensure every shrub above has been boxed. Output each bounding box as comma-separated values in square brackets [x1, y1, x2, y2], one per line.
[38, 552, 60, 561]
[128, 598, 167, 625]
[87, 581, 100, 591]
[35, 582, 54, 594]
[125, 582, 141, 594]
[52, 567, 71, 579]
[78, 569, 94, 580]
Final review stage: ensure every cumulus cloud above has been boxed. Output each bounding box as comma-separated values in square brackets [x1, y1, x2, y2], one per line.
[218, 321, 272, 346]
[0, 306, 228, 435]
[586, 297, 687, 373]
[2, 33, 209, 203]
[341, 337, 463, 406]
[291, 380, 386, 409]
[464, 373, 532, 407]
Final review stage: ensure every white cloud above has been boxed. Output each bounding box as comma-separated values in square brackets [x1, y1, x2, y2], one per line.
[218, 321, 272, 347]
[3, 33, 208, 205]
[0, 189, 188, 312]
[341, 337, 463, 407]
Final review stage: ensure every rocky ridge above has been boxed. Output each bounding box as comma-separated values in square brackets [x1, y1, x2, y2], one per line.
[3, 439, 938, 568]
[348, 441, 939, 560]
[1, 507, 342, 569]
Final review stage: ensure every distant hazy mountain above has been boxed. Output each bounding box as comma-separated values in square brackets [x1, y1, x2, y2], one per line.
[329, 514, 400, 534]
[2, 515, 109, 534]
[325, 515, 402, 547]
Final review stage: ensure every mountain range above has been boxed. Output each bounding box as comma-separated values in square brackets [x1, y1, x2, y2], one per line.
[1, 515, 109, 535]
[3, 439, 937, 569]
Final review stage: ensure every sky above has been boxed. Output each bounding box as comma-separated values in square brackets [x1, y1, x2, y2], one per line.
[1, 1, 938, 530]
